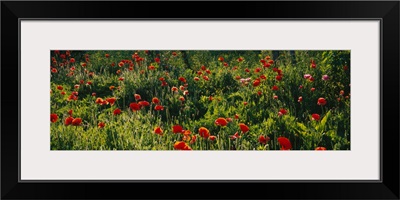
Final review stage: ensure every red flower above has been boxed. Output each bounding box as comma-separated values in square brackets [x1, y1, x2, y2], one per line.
[268, 60, 274, 64]
[273, 95, 278, 100]
[277, 137, 292, 150]
[263, 63, 271, 68]
[118, 77, 124, 81]
[109, 86, 115, 90]
[130, 102, 141, 111]
[279, 108, 288, 115]
[230, 132, 241, 140]
[260, 59, 266, 63]
[276, 75, 282, 81]
[257, 91, 262, 96]
[199, 127, 210, 138]
[311, 87, 315, 92]
[154, 127, 163, 135]
[298, 96, 303, 103]
[315, 147, 327, 150]
[68, 109, 73, 116]
[218, 56, 224, 62]
[203, 76, 209, 81]
[70, 58, 75, 63]
[201, 65, 207, 71]
[234, 114, 239, 119]
[239, 123, 249, 133]
[243, 102, 248, 106]
[113, 108, 121, 115]
[154, 105, 164, 111]
[148, 65, 155, 70]
[86, 81, 92, 85]
[317, 98, 327, 106]
[254, 68, 261, 73]
[50, 113, 58, 123]
[253, 79, 261, 87]
[223, 62, 228, 67]
[237, 57, 244, 62]
[245, 68, 250, 73]
[272, 85, 279, 91]
[265, 55, 271, 60]
[172, 52, 177, 56]
[194, 77, 200, 81]
[106, 97, 117, 106]
[154, 57, 160, 63]
[172, 125, 183, 134]
[343, 65, 348, 70]
[134, 94, 141, 100]
[215, 118, 228, 126]
[310, 59, 316, 68]
[71, 118, 82, 126]
[98, 122, 105, 128]
[209, 136, 217, 141]
[179, 96, 185, 101]
[311, 114, 320, 121]
[57, 85, 63, 90]
[260, 74, 266, 80]
[259, 135, 270, 145]
[138, 101, 150, 107]
[205, 70, 211, 75]
[152, 97, 160, 104]
[174, 141, 192, 150]
[61, 91, 66, 95]
[51, 68, 57, 73]
[65, 116, 74, 125]
[105, 54, 110, 58]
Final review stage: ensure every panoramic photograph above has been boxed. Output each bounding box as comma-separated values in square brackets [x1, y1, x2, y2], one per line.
[50, 50, 350, 150]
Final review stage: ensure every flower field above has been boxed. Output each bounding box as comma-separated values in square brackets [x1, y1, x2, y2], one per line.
[50, 50, 350, 150]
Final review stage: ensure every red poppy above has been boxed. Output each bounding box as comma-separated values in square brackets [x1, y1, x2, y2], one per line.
[272, 85, 279, 91]
[310, 60, 316, 68]
[51, 68, 58, 73]
[134, 94, 141, 100]
[138, 101, 150, 107]
[50, 113, 58, 123]
[154, 127, 163, 135]
[209, 136, 217, 141]
[263, 63, 271, 68]
[106, 97, 117, 106]
[174, 141, 192, 150]
[98, 122, 105, 128]
[253, 79, 261, 87]
[315, 147, 327, 150]
[279, 108, 288, 115]
[113, 108, 121, 115]
[154, 57, 160, 63]
[317, 98, 327, 106]
[230, 132, 241, 140]
[68, 109, 73, 116]
[276, 75, 282, 81]
[259, 135, 270, 145]
[239, 123, 249, 133]
[298, 96, 303, 103]
[311, 114, 320, 121]
[65, 116, 74, 125]
[70, 58, 75, 63]
[199, 127, 210, 138]
[215, 118, 228, 126]
[178, 77, 187, 83]
[71, 118, 82, 126]
[277, 137, 292, 150]
[154, 105, 164, 111]
[130, 103, 141, 111]
[172, 125, 183, 134]
[152, 97, 160, 104]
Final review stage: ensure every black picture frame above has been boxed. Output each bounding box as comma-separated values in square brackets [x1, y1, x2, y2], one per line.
[2, 1, 399, 199]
